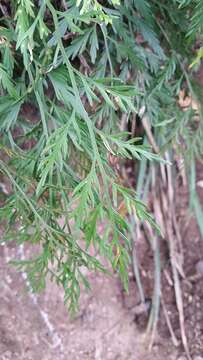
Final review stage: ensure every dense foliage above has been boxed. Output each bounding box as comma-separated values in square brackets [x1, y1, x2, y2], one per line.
[0, 0, 203, 314]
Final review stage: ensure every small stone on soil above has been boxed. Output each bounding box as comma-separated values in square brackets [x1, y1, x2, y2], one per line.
[196, 260, 203, 276]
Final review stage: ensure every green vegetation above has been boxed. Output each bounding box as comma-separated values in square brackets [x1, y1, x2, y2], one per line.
[0, 1, 203, 344]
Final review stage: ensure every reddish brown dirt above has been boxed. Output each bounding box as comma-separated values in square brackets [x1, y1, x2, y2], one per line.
[0, 240, 178, 360]
[177, 162, 203, 358]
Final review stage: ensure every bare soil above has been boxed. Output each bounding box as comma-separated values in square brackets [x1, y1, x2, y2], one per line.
[0, 240, 179, 360]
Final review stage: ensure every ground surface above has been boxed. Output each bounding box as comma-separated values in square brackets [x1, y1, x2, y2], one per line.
[0, 239, 179, 360]
[1, 166, 203, 360]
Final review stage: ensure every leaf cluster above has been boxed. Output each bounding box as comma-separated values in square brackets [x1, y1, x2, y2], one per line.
[0, 0, 203, 311]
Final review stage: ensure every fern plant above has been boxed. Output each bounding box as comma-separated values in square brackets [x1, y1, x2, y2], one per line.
[0, 0, 202, 315]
